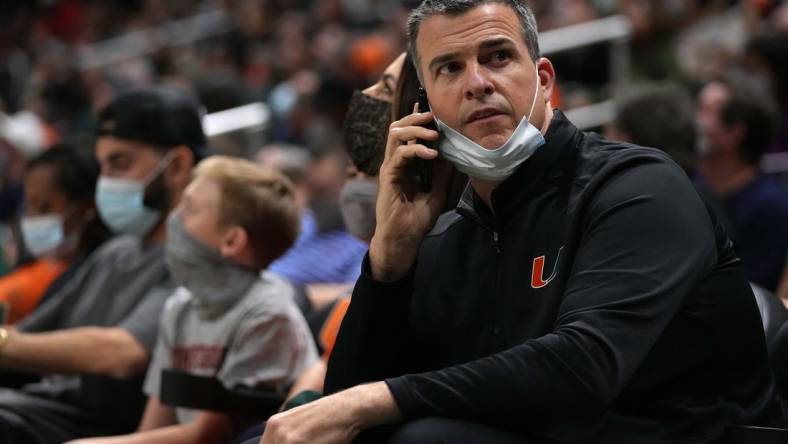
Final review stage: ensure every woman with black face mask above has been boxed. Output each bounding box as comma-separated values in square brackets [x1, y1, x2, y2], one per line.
[231, 53, 409, 444]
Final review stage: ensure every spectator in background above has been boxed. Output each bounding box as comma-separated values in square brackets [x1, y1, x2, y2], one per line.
[0, 88, 202, 444]
[0, 144, 110, 325]
[745, 31, 788, 153]
[259, 144, 367, 289]
[68, 156, 317, 444]
[231, 51, 407, 444]
[0, 139, 25, 274]
[607, 82, 697, 174]
[696, 73, 788, 292]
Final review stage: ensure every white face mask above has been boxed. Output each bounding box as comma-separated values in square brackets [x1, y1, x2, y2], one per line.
[435, 67, 545, 182]
[20, 214, 65, 257]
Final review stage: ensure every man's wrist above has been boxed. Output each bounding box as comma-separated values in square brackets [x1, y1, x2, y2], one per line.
[344, 382, 402, 430]
[369, 236, 417, 282]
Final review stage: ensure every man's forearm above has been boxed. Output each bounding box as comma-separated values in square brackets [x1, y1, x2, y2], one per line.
[0, 326, 148, 378]
[324, 256, 416, 393]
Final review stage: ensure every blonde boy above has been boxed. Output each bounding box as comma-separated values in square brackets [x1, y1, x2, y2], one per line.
[69, 156, 318, 444]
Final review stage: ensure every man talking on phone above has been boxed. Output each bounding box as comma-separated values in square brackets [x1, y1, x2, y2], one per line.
[260, 1, 782, 443]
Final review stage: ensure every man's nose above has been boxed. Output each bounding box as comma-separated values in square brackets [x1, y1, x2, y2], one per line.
[463, 63, 494, 100]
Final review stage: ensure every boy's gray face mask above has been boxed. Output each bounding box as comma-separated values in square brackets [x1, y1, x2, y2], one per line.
[165, 213, 257, 315]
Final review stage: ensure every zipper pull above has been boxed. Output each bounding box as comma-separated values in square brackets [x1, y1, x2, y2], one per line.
[493, 231, 500, 253]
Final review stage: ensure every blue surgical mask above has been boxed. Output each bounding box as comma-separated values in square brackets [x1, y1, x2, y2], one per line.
[95, 153, 173, 237]
[435, 67, 545, 182]
[20, 214, 64, 257]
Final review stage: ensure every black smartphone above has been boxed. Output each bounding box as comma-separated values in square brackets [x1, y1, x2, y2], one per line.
[408, 86, 439, 192]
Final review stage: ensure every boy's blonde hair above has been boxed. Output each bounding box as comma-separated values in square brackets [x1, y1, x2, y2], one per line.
[194, 156, 300, 270]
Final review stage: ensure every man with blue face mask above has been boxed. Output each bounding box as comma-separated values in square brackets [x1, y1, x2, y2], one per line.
[0, 88, 205, 444]
[260, 1, 783, 444]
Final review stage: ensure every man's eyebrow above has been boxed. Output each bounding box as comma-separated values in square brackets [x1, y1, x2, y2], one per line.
[428, 52, 460, 73]
[427, 38, 518, 72]
[479, 37, 516, 50]
[382, 73, 396, 89]
[107, 152, 129, 163]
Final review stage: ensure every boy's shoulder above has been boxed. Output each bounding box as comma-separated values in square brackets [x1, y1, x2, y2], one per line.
[238, 271, 299, 316]
[160, 273, 300, 327]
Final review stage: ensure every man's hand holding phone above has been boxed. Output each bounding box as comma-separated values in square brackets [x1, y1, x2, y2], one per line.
[369, 104, 450, 282]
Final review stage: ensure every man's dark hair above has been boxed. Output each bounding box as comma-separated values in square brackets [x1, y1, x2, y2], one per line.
[613, 82, 696, 172]
[714, 74, 779, 166]
[407, 0, 540, 77]
[720, 85, 777, 165]
[746, 31, 788, 108]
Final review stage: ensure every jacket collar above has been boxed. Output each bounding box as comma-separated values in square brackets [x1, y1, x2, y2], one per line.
[456, 110, 582, 226]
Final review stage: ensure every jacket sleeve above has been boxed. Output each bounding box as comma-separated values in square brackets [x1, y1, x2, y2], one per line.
[384, 160, 718, 423]
[324, 254, 417, 394]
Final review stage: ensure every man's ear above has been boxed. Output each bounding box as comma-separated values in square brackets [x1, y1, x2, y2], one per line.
[219, 225, 248, 258]
[165, 145, 195, 186]
[536, 57, 556, 104]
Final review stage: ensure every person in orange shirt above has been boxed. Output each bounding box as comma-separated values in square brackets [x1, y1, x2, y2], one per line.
[0, 144, 109, 324]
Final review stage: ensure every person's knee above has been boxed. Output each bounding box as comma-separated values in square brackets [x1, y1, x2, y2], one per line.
[386, 417, 530, 444]
[387, 418, 450, 444]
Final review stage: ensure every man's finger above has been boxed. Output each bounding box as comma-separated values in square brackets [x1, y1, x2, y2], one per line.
[393, 110, 434, 129]
[383, 144, 439, 175]
[384, 124, 439, 161]
[389, 125, 439, 145]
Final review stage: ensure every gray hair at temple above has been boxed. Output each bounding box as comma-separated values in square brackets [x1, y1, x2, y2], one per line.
[406, 0, 540, 78]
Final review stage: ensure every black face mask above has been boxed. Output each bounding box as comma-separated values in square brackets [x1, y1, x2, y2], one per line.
[342, 90, 392, 177]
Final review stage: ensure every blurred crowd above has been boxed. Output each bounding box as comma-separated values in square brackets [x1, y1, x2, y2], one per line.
[1, 0, 784, 277]
[0, 0, 787, 442]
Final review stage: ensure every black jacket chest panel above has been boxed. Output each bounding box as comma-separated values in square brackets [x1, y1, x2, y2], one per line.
[409, 130, 578, 365]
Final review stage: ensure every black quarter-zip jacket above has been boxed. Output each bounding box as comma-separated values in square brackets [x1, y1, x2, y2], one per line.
[325, 111, 781, 443]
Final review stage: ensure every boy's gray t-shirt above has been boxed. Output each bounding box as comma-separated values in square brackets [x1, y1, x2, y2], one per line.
[144, 271, 319, 423]
[17, 235, 174, 425]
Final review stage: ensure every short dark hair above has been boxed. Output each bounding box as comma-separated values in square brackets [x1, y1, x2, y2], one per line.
[407, 0, 540, 76]
[720, 89, 778, 165]
[613, 82, 696, 172]
[746, 31, 788, 108]
[712, 73, 779, 165]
